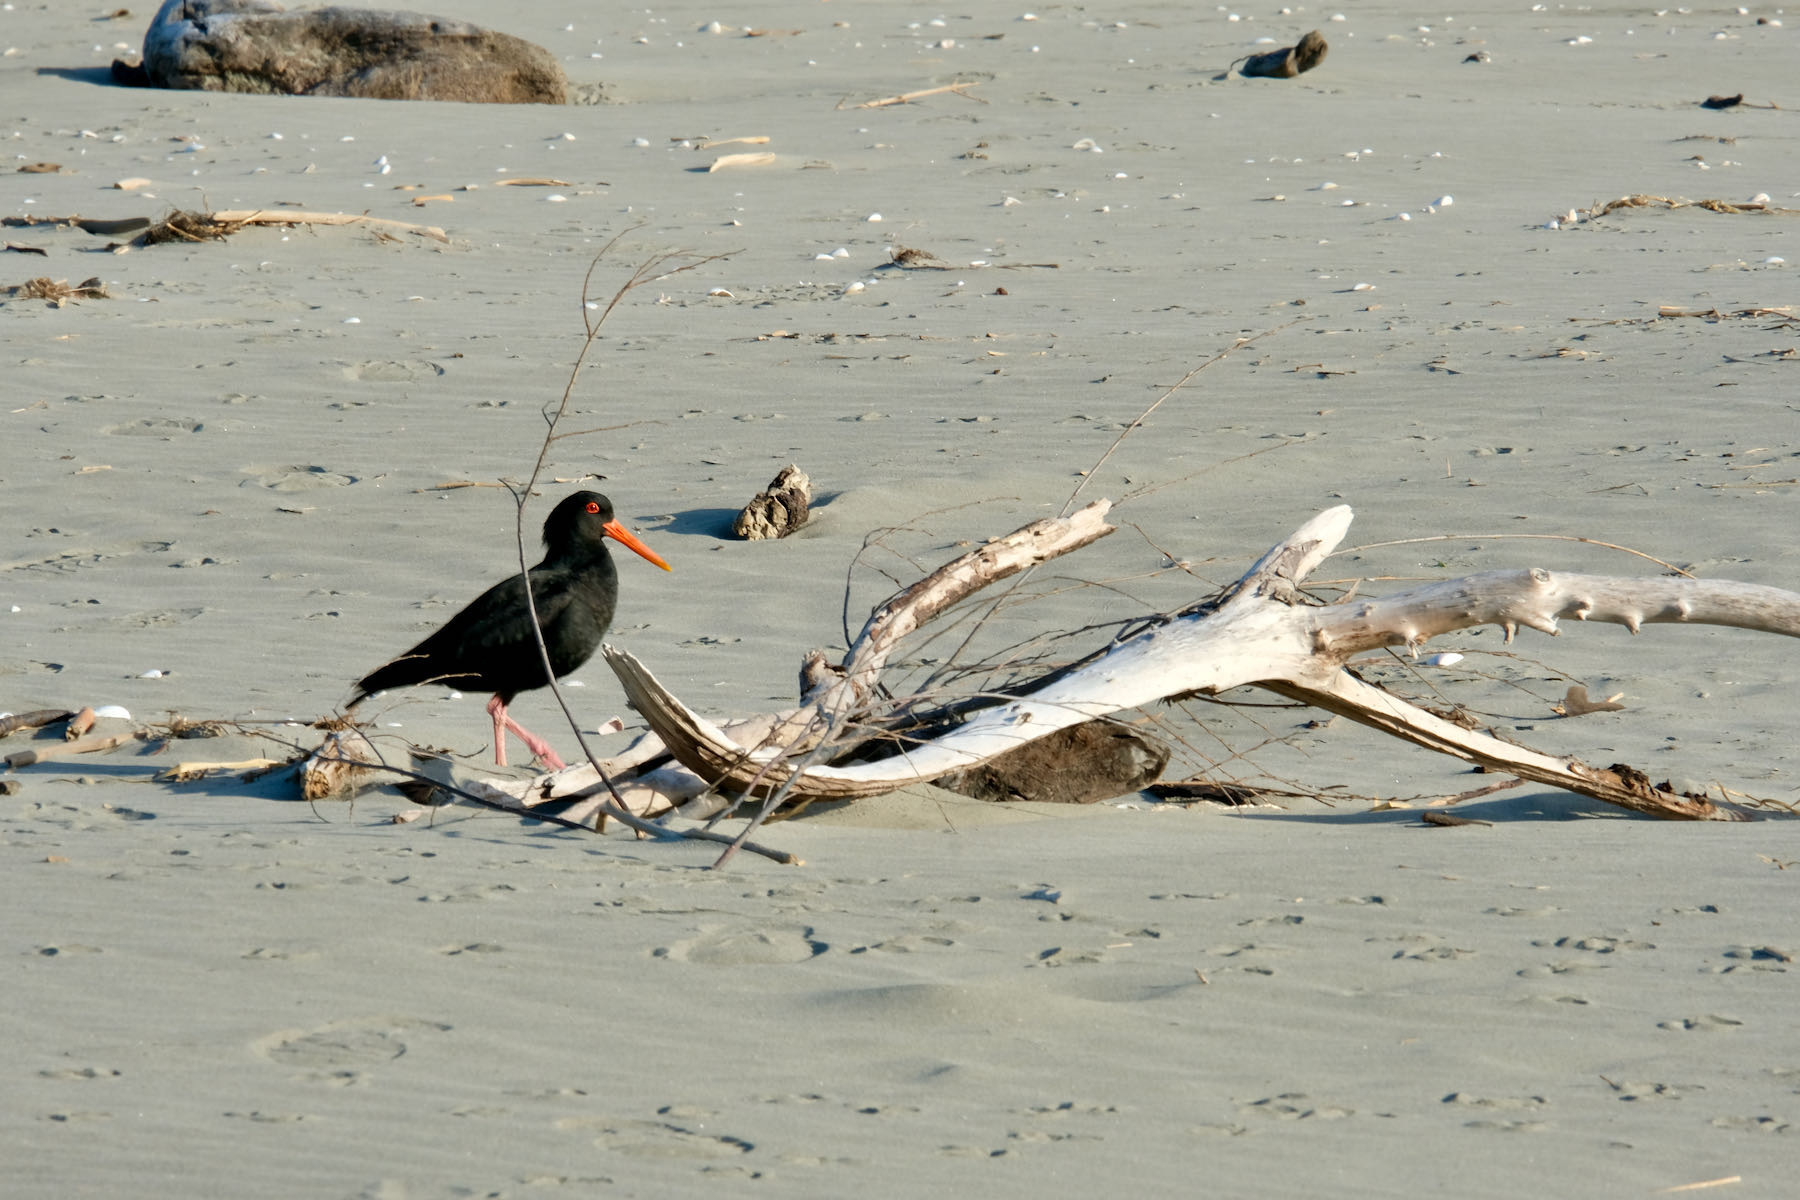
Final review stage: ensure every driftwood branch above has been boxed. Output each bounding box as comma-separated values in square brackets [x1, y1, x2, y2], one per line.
[488, 504, 1799, 823]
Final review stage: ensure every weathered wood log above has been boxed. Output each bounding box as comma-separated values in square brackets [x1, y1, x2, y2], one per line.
[1240, 29, 1329, 79]
[126, 0, 568, 104]
[594, 504, 1797, 821]
[0, 709, 75, 738]
[733, 465, 812, 540]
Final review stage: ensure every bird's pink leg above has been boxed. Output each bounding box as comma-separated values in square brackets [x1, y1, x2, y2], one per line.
[486, 695, 567, 771]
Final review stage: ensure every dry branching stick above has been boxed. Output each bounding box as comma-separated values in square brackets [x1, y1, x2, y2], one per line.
[496, 236, 799, 863]
[698, 500, 1120, 867]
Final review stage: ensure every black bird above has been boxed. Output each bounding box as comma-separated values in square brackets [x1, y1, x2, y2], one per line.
[349, 491, 670, 769]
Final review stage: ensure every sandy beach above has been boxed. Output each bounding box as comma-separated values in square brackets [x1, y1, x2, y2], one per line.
[4, 1, 1799, 1195]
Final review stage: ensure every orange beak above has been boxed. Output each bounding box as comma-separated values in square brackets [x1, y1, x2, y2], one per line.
[603, 519, 672, 571]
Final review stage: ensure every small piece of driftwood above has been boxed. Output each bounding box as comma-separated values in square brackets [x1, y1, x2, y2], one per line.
[1238, 30, 1328, 79]
[206, 210, 450, 242]
[842, 82, 984, 110]
[733, 465, 813, 540]
[64, 707, 97, 741]
[0, 709, 75, 738]
[5, 730, 146, 768]
[298, 727, 383, 800]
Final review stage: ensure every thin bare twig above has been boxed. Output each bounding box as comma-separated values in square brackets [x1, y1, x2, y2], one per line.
[493, 234, 793, 861]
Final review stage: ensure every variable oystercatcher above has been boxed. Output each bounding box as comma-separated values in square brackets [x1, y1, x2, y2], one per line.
[349, 491, 670, 770]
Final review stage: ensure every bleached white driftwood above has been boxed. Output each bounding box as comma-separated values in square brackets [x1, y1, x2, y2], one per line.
[582, 504, 1800, 822]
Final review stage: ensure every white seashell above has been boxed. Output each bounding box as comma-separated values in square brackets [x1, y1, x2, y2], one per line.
[1340, 199, 1356, 206]
[546, 194, 568, 202]
[1765, 257, 1786, 265]
[1352, 282, 1374, 291]
[1750, 192, 1771, 204]
[1072, 138, 1103, 153]
[815, 252, 834, 260]
[1002, 195, 1022, 206]
[707, 287, 734, 297]
[93, 705, 132, 720]
[832, 247, 849, 258]
[343, 317, 361, 324]
[1546, 219, 1561, 230]
[1397, 212, 1412, 221]
[1420, 653, 1464, 667]
[1436, 195, 1454, 207]
[1317, 181, 1338, 190]
[139, 669, 165, 678]
[447, 691, 463, 700]
[392, 808, 426, 824]
[844, 281, 866, 294]
[866, 213, 883, 222]
[632, 136, 650, 147]
[566, 680, 586, 688]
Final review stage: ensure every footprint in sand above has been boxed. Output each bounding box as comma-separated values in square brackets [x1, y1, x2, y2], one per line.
[101, 417, 204, 437]
[238, 464, 358, 491]
[654, 926, 826, 965]
[554, 1113, 754, 1160]
[1237, 1093, 1355, 1121]
[340, 360, 446, 382]
[1443, 1093, 1548, 1111]
[38, 1066, 120, 1080]
[251, 1016, 451, 1071]
[1710, 1114, 1792, 1133]
[1659, 1014, 1744, 1033]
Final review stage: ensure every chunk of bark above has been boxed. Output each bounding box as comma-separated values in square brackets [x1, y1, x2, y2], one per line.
[733, 465, 812, 540]
[936, 719, 1169, 804]
[1240, 29, 1329, 79]
[130, 0, 568, 104]
[299, 727, 382, 800]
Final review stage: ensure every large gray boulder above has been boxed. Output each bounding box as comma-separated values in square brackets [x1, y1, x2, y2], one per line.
[124, 0, 567, 104]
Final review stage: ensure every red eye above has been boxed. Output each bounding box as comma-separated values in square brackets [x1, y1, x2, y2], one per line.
[585, 501, 600, 514]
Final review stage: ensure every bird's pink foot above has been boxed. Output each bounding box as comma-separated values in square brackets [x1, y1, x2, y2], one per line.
[486, 695, 566, 771]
